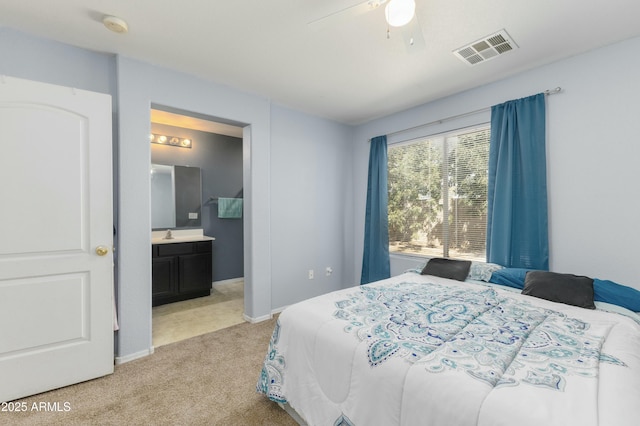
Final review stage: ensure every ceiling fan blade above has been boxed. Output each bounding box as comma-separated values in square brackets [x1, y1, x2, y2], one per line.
[308, 0, 387, 31]
[399, 14, 426, 52]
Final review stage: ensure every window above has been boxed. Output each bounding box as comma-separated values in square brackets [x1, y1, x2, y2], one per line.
[387, 125, 490, 261]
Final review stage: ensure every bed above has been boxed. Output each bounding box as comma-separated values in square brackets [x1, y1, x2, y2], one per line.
[257, 262, 640, 426]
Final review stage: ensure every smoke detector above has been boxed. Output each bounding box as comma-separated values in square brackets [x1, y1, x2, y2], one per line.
[453, 29, 517, 66]
[103, 15, 129, 34]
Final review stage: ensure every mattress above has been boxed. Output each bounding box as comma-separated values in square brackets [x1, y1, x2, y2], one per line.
[257, 272, 640, 425]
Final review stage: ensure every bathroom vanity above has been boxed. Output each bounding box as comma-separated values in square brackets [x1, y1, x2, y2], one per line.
[151, 230, 215, 306]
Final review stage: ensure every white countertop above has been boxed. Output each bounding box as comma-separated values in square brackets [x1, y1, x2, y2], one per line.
[151, 229, 215, 245]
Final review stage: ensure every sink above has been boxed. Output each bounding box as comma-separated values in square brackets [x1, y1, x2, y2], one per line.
[151, 229, 215, 244]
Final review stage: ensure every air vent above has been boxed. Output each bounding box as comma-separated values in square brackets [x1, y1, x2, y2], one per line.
[453, 29, 517, 66]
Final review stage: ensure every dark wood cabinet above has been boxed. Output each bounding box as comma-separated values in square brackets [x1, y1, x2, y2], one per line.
[152, 240, 213, 306]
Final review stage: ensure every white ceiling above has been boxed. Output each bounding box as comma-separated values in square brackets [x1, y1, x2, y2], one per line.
[2, 0, 640, 125]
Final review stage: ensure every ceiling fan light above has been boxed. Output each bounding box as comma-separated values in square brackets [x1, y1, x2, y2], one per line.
[385, 0, 415, 27]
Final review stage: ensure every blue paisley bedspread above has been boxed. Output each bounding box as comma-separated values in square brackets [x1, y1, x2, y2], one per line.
[257, 273, 640, 426]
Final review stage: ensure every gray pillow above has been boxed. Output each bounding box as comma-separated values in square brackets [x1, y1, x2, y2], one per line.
[421, 258, 471, 281]
[522, 271, 595, 309]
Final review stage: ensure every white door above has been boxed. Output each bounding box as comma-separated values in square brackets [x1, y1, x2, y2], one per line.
[0, 76, 114, 402]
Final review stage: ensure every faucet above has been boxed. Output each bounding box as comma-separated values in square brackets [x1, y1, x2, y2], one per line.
[164, 229, 174, 239]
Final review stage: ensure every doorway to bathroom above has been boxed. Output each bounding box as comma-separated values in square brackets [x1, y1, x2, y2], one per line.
[149, 106, 245, 347]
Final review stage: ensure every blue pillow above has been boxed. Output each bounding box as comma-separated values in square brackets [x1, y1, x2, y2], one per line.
[594, 279, 640, 312]
[488, 268, 533, 289]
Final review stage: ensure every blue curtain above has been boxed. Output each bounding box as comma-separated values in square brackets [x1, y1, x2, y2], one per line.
[361, 135, 390, 284]
[487, 93, 549, 270]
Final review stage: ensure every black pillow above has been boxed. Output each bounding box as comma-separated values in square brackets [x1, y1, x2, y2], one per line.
[522, 271, 596, 309]
[421, 258, 471, 281]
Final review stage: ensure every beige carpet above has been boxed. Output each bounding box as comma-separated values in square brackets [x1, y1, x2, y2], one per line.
[7, 317, 297, 426]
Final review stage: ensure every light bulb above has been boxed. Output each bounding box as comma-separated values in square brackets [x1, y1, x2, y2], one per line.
[385, 0, 415, 27]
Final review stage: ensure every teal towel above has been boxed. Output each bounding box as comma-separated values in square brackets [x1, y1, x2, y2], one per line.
[218, 197, 243, 219]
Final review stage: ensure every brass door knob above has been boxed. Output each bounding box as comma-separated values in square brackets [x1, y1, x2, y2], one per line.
[96, 246, 109, 256]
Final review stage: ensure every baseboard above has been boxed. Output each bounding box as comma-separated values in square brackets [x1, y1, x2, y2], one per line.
[243, 312, 272, 323]
[271, 305, 288, 315]
[212, 277, 244, 286]
[114, 347, 155, 365]
[243, 305, 292, 323]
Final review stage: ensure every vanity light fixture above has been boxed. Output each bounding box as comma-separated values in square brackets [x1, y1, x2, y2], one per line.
[150, 133, 192, 149]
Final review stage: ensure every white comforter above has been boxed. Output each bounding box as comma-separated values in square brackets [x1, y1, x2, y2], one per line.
[257, 273, 640, 426]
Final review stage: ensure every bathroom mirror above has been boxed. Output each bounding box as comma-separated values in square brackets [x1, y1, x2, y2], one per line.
[151, 164, 202, 229]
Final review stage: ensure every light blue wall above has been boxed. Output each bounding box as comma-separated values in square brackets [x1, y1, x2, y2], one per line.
[116, 56, 275, 359]
[270, 105, 353, 307]
[115, 57, 354, 360]
[0, 28, 116, 97]
[353, 36, 640, 290]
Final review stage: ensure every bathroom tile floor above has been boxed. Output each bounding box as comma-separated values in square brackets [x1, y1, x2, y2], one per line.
[152, 279, 245, 347]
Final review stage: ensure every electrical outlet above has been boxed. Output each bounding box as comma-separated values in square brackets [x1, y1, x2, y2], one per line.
[326, 267, 333, 276]
[308, 269, 314, 279]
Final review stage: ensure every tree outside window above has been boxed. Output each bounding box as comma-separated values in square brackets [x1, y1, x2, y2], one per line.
[388, 125, 490, 261]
